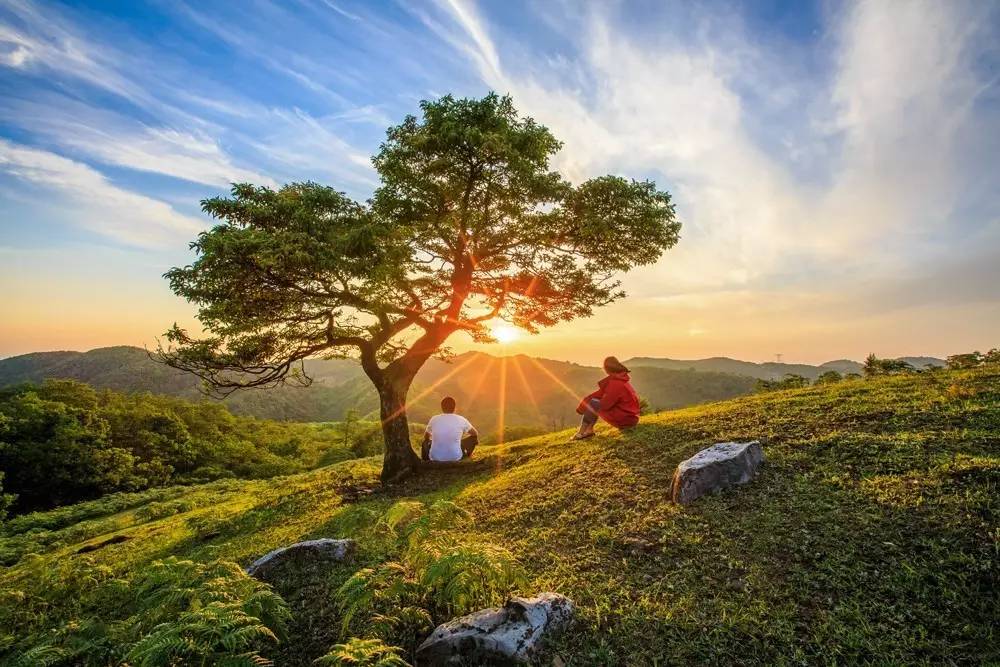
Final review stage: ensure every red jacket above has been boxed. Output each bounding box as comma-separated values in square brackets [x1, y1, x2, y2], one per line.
[577, 372, 641, 428]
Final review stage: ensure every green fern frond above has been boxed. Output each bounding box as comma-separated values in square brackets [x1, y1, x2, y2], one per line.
[381, 501, 425, 535]
[9, 643, 69, 667]
[419, 541, 526, 616]
[314, 637, 410, 666]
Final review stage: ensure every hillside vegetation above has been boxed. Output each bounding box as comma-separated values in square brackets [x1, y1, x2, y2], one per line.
[1, 368, 997, 665]
[0, 347, 758, 436]
[0, 380, 397, 513]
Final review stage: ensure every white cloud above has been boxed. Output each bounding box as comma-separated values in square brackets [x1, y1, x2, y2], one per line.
[242, 108, 378, 190]
[0, 139, 204, 247]
[0, 96, 276, 188]
[428, 0, 998, 299]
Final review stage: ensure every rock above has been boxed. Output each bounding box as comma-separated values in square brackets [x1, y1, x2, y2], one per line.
[245, 538, 355, 580]
[416, 592, 574, 665]
[670, 441, 764, 504]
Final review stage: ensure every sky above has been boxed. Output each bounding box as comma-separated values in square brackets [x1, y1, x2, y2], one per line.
[1, 0, 998, 365]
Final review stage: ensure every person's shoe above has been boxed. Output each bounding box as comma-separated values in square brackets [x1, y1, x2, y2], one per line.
[571, 431, 595, 441]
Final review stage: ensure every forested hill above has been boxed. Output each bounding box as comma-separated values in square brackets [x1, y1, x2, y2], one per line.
[0, 346, 369, 422]
[625, 355, 945, 380]
[0, 347, 757, 431]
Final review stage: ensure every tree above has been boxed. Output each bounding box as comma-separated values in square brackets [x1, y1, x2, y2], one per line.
[754, 374, 810, 393]
[342, 409, 360, 449]
[946, 352, 982, 370]
[815, 370, 843, 385]
[157, 94, 680, 482]
[863, 354, 914, 377]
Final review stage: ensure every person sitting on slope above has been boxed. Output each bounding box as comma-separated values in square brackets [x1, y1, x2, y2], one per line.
[421, 396, 479, 462]
[572, 356, 641, 440]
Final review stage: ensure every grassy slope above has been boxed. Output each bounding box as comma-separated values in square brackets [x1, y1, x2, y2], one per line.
[2, 368, 997, 664]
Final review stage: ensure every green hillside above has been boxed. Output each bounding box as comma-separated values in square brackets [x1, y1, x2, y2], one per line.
[2, 368, 997, 665]
[0, 380, 400, 513]
[0, 347, 366, 423]
[0, 347, 757, 435]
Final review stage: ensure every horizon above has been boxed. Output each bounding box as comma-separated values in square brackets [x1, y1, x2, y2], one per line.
[2, 0, 998, 363]
[0, 342, 951, 369]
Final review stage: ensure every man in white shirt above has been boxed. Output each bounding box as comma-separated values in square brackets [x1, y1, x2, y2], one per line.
[421, 396, 479, 462]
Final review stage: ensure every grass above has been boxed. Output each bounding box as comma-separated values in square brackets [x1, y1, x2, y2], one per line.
[1, 367, 997, 665]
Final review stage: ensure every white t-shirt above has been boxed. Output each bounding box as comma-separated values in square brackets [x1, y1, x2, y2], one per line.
[426, 413, 474, 462]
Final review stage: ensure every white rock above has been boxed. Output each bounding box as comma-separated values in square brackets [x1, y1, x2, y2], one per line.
[416, 592, 574, 665]
[670, 441, 764, 504]
[245, 538, 355, 580]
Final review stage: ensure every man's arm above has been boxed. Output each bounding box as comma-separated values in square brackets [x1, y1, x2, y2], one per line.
[421, 419, 433, 462]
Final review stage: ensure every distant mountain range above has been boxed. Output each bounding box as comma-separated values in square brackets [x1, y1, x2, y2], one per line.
[0, 346, 758, 433]
[0, 346, 945, 436]
[624, 355, 945, 381]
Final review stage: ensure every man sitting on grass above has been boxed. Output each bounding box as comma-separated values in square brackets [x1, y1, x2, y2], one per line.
[421, 396, 479, 462]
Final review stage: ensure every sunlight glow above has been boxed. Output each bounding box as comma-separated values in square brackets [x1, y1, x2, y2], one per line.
[490, 321, 521, 344]
[496, 356, 508, 445]
[525, 355, 589, 407]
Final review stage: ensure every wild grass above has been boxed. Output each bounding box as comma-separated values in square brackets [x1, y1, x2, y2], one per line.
[1, 367, 997, 665]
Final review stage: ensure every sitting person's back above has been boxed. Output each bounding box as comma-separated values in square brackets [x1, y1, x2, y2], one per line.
[422, 396, 479, 462]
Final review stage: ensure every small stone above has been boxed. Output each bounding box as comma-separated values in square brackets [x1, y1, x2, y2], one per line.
[670, 441, 764, 504]
[245, 538, 355, 581]
[416, 592, 575, 665]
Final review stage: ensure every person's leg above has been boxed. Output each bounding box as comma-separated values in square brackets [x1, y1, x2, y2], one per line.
[421, 433, 432, 462]
[461, 433, 479, 458]
[574, 398, 601, 438]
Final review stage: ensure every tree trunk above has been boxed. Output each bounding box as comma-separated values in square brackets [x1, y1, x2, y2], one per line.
[377, 379, 420, 484]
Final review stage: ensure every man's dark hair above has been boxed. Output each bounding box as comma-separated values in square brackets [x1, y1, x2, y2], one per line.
[441, 396, 457, 413]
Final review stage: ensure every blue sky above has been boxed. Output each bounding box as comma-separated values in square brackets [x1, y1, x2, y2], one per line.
[1, 0, 998, 362]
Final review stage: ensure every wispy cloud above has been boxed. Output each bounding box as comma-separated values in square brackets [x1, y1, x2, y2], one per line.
[0, 95, 276, 188]
[0, 139, 203, 247]
[426, 0, 999, 300]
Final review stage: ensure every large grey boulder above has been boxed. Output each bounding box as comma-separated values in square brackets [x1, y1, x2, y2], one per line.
[416, 592, 574, 665]
[245, 538, 355, 580]
[670, 441, 764, 504]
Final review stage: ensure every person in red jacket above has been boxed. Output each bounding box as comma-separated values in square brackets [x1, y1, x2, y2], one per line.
[572, 356, 641, 440]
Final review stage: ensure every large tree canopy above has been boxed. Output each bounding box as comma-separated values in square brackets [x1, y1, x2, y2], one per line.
[159, 93, 680, 482]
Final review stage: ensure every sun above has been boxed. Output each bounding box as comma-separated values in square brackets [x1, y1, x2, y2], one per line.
[490, 321, 521, 344]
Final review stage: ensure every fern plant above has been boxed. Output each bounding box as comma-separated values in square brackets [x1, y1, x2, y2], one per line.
[127, 557, 290, 637]
[334, 500, 525, 658]
[314, 637, 410, 666]
[8, 557, 291, 666]
[125, 601, 281, 666]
